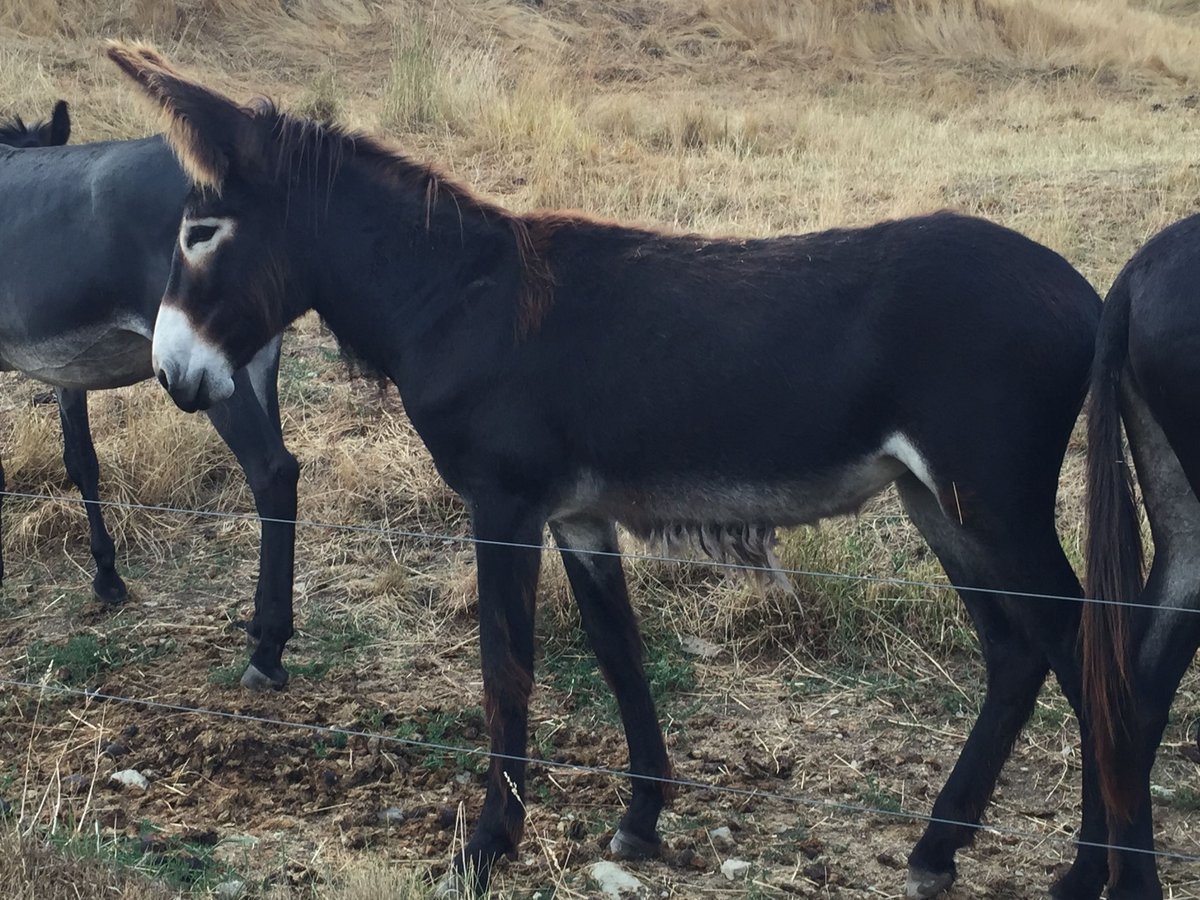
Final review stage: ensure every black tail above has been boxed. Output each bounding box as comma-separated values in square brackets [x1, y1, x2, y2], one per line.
[1083, 270, 1145, 833]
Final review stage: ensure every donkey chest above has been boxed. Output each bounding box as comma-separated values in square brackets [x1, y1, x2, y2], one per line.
[0, 315, 154, 390]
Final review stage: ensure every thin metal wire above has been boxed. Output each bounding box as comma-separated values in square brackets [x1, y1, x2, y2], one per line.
[1, 675, 1197, 865]
[0, 487, 1193, 616]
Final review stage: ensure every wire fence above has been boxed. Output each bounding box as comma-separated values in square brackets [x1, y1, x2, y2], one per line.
[2, 675, 1199, 866]
[1, 485, 1199, 872]
[0, 487, 1193, 616]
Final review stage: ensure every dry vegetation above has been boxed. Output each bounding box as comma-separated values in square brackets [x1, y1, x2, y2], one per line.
[0, 0, 1199, 897]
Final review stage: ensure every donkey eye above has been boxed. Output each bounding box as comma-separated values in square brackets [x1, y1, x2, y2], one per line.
[186, 224, 219, 249]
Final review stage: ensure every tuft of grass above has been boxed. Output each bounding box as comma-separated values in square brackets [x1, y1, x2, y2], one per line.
[393, 706, 486, 771]
[0, 825, 180, 900]
[24, 634, 176, 687]
[856, 775, 904, 815]
[541, 629, 696, 721]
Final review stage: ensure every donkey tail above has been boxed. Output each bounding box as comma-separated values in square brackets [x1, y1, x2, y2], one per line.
[1083, 269, 1145, 826]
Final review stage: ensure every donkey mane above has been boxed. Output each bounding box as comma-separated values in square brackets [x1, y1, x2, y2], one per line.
[254, 102, 557, 335]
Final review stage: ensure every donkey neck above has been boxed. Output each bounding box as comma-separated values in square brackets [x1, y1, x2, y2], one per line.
[308, 160, 529, 403]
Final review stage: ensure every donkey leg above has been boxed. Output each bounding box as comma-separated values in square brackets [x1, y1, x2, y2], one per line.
[895, 476, 1072, 897]
[204, 340, 298, 691]
[550, 516, 670, 858]
[1103, 583, 1200, 900]
[1100, 377, 1200, 898]
[459, 494, 544, 892]
[55, 388, 126, 604]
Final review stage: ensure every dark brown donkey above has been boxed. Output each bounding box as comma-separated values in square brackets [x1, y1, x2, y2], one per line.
[109, 43, 1106, 898]
[1085, 213, 1200, 900]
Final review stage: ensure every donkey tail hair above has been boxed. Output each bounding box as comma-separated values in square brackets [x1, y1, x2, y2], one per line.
[1082, 268, 1145, 830]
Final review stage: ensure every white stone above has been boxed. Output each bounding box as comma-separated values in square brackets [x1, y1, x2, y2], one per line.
[720, 858, 752, 881]
[109, 769, 148, 790]
[589, 861, 646, 898]
[214, 881, 245, 900]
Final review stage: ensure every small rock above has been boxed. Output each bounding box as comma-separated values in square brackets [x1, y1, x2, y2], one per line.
[720, 858, 752, 881]
[214, 880, 246, 900]
[589, 861, 646, 898]
[123, 724, 139, 739]
[708, 826, 735, 851]
[679, 634, 721, 658]
[322, 769, 337, 788]
[376, 807, 407, 826]
[0, 797, 12, 818]
[109, 769, 149, 790]
[101, 742, 128, 759]
[62, 774, 89, 794]
[437, 805, 458, 830]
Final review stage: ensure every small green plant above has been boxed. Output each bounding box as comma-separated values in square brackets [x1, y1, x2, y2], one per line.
[856, 775, 903, 815]
[207, 660, 245, 686]
[1165, 784, 1200, 812]
[541, 630, 695, 722]
[25, 634, 175, 687]
[45, 822, 238, 891]
[394, 707, 484, 771]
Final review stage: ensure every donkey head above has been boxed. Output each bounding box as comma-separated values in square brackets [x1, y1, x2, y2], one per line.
[107, 43, 303, 412]
[0, 100, 71, 148]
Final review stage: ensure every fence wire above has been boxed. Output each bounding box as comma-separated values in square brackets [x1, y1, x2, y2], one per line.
[2, 486, 1199, 873]
[2, 675, 1199, 866]
[0, 487, 1193, 616]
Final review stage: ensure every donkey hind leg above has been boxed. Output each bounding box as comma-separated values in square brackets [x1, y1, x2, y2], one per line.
[896, 475, 1107, 900]
[550, 516, 671, 859]
[457, 494, 545, 893]
[55, 388, 126, 604]
[1103, 385, 1200, 900]
[1103, 568, 1200, 900]
[203, 337, 298, 691]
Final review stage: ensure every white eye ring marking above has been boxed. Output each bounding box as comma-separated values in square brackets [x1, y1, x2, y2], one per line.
[179, 216, 236, 267]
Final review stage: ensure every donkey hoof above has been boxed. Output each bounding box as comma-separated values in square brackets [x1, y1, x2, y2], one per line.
[93, 574, 128, 605]
[609, 828, 662, 860]
[906, 867, 954, 899]
[240, 663, 287, 692]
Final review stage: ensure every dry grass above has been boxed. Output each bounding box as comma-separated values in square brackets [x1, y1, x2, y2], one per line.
[1, 0, 1195, 681]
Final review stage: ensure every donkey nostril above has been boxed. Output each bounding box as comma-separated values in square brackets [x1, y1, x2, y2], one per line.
[156, 369, 170, 392]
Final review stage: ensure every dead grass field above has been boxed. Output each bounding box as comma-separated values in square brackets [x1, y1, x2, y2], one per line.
[0, 1, 1199, 897]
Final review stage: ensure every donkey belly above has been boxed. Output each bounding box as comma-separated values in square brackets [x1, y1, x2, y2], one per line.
[554, 442, 913, 534]
[0, 317, 153, 390]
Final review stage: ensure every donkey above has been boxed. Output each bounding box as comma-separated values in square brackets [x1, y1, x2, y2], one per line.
[0, 100, 71, 148]
[0, 99, 299, 691]
[110, 44, 1107, 898]
[1085, 213, 1200, 900]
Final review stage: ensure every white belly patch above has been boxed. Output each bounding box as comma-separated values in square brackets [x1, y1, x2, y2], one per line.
[549, 431, 940, 585]
[0, 315, 154, 390]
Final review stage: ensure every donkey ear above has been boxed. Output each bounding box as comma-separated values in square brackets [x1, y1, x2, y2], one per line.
[43, 100, 70, 146]
[106, 41, 264, 191]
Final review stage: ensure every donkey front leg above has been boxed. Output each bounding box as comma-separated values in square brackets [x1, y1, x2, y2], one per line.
[56, 388, 126, 604]
[460, 495, 544, 891]
[204, 338, 298, 691]
[550, 516, 671, 858]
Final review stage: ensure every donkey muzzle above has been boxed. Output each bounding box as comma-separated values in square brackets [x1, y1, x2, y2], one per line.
[152, 305, 235, 411]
